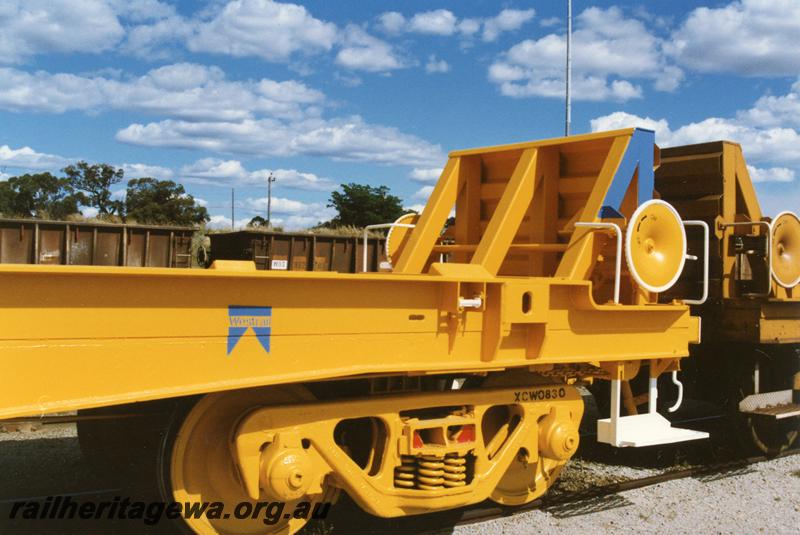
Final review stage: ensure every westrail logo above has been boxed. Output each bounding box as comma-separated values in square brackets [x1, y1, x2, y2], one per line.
[227, 306, 271, 355]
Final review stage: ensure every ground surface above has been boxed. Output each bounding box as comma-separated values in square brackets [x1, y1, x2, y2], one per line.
[0, 423, 797, 534]
[453, 454, 800, 535]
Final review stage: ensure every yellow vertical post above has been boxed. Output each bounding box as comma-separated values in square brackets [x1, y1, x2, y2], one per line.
[528, 147, 559, 276]
[394, 158, 461, 274]
[454, 156, 482, 263]
[721, 144, 738, 298]
[555, 135, 630, 279]
[471, 148, 539, 275]
[734, 148, 762, 222]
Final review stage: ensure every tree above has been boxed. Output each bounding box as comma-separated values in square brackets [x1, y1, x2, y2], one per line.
[248, 216, 268, 228]
[0, 173, 83, 219]
[63, 161, 124, 216]
[124, 178, 209, 226]
[325, 183, 405, 228]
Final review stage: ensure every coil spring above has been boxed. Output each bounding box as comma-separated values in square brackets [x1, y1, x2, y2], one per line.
[393, 453, 469, 489]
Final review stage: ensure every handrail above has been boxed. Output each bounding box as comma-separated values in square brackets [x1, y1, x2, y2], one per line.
[681, 220, 709, 305]
[719, 220, 772, 296]
[667, 371, 684, 413]
[362, 223, 416, 272]
[574, 222, 622, 304]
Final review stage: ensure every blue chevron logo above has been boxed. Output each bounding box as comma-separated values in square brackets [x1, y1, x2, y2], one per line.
[227, 305, 271, 355]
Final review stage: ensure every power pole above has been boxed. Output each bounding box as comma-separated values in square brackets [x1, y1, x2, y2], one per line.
[266, 172, 276, 228]
[231, 188, 235, 230]
[565, 0, 572, 137]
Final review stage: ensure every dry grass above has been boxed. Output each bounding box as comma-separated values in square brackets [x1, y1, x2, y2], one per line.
[206, 224, 385, 238]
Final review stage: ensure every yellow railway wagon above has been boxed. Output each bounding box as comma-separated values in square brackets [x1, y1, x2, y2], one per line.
[0, 129, 735, 534]
[656, 141, 800, 454]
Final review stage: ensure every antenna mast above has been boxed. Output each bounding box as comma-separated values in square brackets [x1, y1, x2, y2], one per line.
[565, 0, 572, 136]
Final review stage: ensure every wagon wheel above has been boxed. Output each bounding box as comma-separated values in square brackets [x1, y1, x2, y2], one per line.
[157, 385, 337, 535]
[479, 372, 573, 506]
[732, 347, 799, 456]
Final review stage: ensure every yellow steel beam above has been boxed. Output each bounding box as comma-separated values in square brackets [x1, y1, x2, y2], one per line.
[454, 155, 482, 263]
[450, 128, 635, 157]
[527, 147, 560, 276]
[471, 148, 539, 275]
[0, 264, 697, 419]
[556, 135, 630, 279]
[733, 147, 763, 221]
[721, 143, 738, 298]
[394, 157, 461, 274]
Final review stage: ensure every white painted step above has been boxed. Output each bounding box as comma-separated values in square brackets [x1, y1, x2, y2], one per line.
[597, 412, 709, 447]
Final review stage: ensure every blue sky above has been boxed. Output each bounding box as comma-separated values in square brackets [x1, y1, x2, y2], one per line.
[1, 0, 798, 228]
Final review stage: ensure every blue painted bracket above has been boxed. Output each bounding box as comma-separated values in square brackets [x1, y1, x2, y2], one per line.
[599, 127, 655, 217]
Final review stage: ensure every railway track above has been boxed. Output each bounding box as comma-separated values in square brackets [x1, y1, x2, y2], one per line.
[427, 448, 800, 533]
[310, 446, 799, 535]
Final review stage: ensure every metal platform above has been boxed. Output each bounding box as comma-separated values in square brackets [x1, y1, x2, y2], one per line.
[597, 413, 709, 447]
[597, 377, 710, 447]
[739, 390, 800, 419]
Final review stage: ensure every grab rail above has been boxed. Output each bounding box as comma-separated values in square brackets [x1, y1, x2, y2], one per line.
[681, 220, 709, 305]
[574, 222, 622, 304]
[362, 223, 416, 272]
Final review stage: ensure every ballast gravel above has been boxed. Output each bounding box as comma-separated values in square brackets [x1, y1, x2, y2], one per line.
[454, 454, 800, 535]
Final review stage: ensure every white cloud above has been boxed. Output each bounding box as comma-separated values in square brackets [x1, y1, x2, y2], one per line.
[409, 167, 443, 182]
[425, 56, 450, 74]
[82, 207, 100, 219]
[107, 0, 176, 22]
[260, 168, 336, 191]
[121, 163, 175, 180]
[239, 196, 336, 230]
[457, 19, 481, 37]
[244, 196, 327, 215]
[0, 144, 68, 170]
[0, 1, 124, 63]
[180, 158, 336, 191]
[737, 79, 800, 128]
[207, 214, 252, 230]
[0, 63, 324, 121]
[589, 111, 672, 144]
[489, 7, 679, 102]
[667, 0, 800, 76]
[377, 7, 534, 41]
[181, 158, 249, 184]
[482, 9, 535, 42]
[591, 109, 800, 168]
[336, 25, 406, 72]
[747, 165, 795, 183]
[404, 203, 426, 213]
[121, 16, 193, 59]
[187, 0, 337, 62]
[412, 185, 434, 200]
[378, 12, 406, 35]
[409, 9, 459, 35]
[118, 116, 445, 167]
[540, 17, 561, 28]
